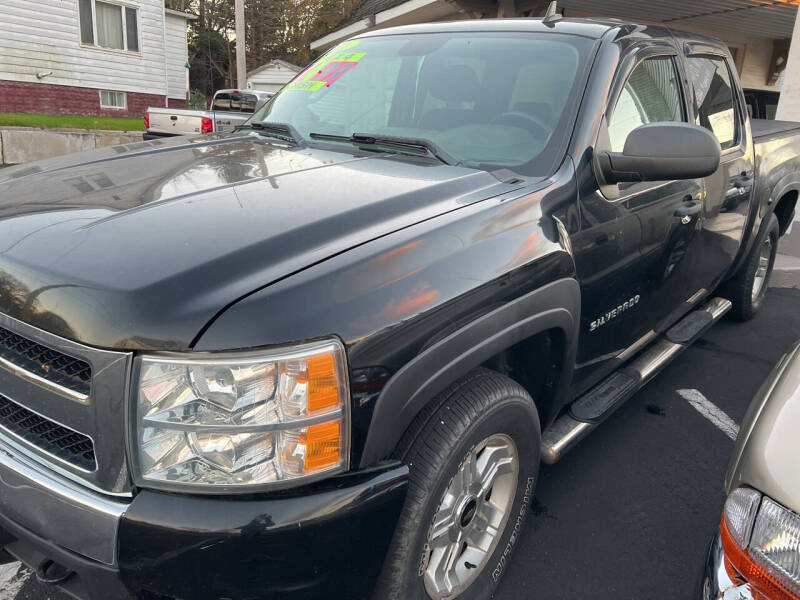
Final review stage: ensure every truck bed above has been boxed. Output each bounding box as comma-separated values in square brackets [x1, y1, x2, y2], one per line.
[147, 107, 211, 136]
[751, 118, 800, 141]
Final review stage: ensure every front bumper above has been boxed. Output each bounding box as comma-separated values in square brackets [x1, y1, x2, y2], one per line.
[0, 436, 408, 599]
[700, 532, 755, 600]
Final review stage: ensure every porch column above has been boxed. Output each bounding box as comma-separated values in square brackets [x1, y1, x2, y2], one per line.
[776, 7, 800, 122]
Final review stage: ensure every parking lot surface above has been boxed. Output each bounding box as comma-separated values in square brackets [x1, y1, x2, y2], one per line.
[2, 281, 799, 599]
[496, 284, 800, 599]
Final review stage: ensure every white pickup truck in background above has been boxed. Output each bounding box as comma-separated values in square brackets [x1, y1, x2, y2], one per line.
[143, 89, 273, 139]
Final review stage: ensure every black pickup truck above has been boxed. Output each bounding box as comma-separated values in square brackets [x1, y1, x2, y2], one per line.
[0, 16, 798, 600]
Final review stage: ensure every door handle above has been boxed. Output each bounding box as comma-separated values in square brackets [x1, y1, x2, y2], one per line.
[727, 175, 753, 199]
[674, 200, 702, 218]
[726, 185, 748, 200]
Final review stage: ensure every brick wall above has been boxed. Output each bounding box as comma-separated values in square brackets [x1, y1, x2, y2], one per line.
[0, 80, 186, 118]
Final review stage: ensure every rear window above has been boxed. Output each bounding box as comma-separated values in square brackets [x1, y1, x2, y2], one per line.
[213, 93, 231, 111]
[213, 93, 259, 113]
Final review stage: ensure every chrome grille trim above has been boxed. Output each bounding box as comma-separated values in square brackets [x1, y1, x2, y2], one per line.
[0, 355, 89, 404]
[0, 312, 133, 495]
[0, 325, 91, 401]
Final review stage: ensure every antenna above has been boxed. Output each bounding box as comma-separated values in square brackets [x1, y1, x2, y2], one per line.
[542, 1, 562, 24]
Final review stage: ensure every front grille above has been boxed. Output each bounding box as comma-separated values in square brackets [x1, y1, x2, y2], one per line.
[0, 326, 91, 396]
[0, 394, 96, 471]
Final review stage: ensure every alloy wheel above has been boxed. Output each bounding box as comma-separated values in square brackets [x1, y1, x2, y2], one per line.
[422, 433, 519, 599]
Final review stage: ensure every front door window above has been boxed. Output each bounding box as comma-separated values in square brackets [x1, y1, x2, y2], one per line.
[608, 56, 683, 152]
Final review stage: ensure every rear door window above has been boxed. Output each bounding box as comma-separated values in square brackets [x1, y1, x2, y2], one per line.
[764, 97, 778, 120]
[744, 93, 757, 119]
[240, 94, 258, 113]
[608, 56, 684, 152]
[687, 57, 738, 149]
[213, 93, 232, 111]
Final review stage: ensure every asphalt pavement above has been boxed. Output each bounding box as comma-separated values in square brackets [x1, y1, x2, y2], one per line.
[2, 268, 799, 600]
[495, 285, 800, 599]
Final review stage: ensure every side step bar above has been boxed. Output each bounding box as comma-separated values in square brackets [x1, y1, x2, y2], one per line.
[540, 297, 731, 464]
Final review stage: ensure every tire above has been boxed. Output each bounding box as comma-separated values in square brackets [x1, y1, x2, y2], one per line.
[375, 369, 541, 600]
[721, 213, 779, 321]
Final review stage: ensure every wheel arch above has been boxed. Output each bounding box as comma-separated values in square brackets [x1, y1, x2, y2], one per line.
[773, 188, 798, 237]
[358, 278, 580, 468]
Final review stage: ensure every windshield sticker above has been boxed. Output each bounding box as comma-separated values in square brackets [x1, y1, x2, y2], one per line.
[286, 41, 366, 92]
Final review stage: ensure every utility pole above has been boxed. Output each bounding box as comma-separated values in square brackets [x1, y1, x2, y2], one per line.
[235, 0, 247, 89]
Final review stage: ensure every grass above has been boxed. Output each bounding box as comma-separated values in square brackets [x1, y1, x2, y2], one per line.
[0, 112, 145, 131]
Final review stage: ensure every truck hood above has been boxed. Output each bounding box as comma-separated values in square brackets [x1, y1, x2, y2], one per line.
[0, 133, 514, 350]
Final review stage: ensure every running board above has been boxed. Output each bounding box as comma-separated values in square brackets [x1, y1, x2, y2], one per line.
[540, 297, 731, 464]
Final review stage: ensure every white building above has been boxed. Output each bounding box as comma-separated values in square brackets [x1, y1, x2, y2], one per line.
[246, 59, 302, 94]
[0, 0, 195, 116]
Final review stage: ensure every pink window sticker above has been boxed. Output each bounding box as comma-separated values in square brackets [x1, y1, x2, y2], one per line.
[310, 61, 359, 87]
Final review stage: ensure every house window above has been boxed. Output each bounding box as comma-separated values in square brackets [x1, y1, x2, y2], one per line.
[79, 0, 139, 53]
[100, 90, 127, 109]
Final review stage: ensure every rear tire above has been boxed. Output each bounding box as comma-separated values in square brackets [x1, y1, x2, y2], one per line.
[722, 213, 779, 322]
[375, 369, 540, 600]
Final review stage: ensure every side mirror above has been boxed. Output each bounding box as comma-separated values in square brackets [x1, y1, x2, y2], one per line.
[597, 122, 721, 184]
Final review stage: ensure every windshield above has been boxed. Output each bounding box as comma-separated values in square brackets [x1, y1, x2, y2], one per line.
[251, 32, 592, 174]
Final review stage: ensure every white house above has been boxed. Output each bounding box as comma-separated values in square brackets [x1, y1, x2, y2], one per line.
[0, 0, 195, 117]
[246, 59, 302, 93]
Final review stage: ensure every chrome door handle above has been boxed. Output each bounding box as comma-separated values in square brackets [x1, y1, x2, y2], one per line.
[675, 200, 702, 220]
[726, 185, 747, 199]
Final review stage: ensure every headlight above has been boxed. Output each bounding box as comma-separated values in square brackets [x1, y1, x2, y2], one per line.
[131, 339, 350, 492]
[722, 487, 800, 598]
[750, 497, 800, 596]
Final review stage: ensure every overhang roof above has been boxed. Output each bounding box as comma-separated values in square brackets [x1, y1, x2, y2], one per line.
[164, 8, 198, 20]
[561, 0, 798, 40]
[312, 0, 798, 51]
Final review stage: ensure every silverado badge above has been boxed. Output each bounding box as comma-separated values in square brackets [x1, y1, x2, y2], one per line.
[590, 295, 641, 331]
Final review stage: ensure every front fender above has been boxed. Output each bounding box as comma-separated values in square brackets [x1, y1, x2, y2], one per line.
[359, 278, 580, 467]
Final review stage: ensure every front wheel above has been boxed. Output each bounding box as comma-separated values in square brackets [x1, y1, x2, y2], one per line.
[722, 213, 779, 321]
[375, 369, 540, 600]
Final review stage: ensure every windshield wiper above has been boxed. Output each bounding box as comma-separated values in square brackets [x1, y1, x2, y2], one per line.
[246, 121, 304, 145]
[309, 132, 458, 165]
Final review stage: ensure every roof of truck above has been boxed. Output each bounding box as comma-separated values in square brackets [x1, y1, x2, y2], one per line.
[351, 16, 728, 50]
[352, 17, 640, 41]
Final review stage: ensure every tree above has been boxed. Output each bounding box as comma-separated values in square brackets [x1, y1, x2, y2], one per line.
[165, 0, 362, 96]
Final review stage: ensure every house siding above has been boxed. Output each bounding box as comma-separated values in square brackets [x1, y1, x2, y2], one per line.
[164, 13, 188, 100]
[0, 0, 191, 115]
